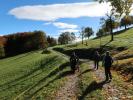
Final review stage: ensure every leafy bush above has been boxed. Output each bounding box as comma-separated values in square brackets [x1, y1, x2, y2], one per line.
[42, 49, 51, 54]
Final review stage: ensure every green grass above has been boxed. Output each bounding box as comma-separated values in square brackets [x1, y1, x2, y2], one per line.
[78, 63, 104, 100]
[55, 28, 133, 51]
[0, 50, 70, 99]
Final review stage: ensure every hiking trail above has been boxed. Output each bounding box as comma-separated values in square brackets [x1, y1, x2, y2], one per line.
[90, 62, 133, 100]
[54, 72, 80, 100]
[52, 50, 133, 100]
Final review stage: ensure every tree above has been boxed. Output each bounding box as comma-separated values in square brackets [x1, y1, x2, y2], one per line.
[84, 27, 94, 39]
[33, 31, 48, 49]
[58, 32, 75, 45]
[4, 31, 48, 57]
[96, 29, 105, 37]
[101, 13, 119, 41]
[120, 16, 133, 30]
[70, 32, 76, 42]
[0, 36, 6, 58]
[98, 0, 133, 17]
[79, 27, 85, 44]
[47, 36, 57, 46]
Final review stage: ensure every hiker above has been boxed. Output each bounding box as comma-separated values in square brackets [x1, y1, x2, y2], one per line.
[70, 52, 79, 73]
[93, 51, 100, 70]
[102, 51, 113, 81]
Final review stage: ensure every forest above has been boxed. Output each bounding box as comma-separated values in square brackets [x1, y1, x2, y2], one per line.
[0, 31, 47, 58]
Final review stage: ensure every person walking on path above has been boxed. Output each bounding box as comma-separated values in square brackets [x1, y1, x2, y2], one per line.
[70, 52, 79, 73]
[102, 51, 113, 81]
[93, 51, 100, 70]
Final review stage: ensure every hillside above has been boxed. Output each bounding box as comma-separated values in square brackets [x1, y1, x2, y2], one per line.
[53, 28, 133, 88]
[54, 28, 133, 51]
[0, 50, 70, 99]
[0, 29, 133, 100]
[52, 29, 133, 99]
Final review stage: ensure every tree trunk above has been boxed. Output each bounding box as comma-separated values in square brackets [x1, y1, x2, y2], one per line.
[125, 25, 127, 30]
[82, 34, 84, 44]
[110, 17, 113, 41]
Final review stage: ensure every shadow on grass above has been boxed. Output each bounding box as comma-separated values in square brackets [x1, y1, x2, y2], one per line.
[113, 65, 133, 82]
[13, 62, 70, 99]
[13, 50, 39, 60]
[101, 40, 112, 49]
[78, 80, 108, 100]
[0, 56, 58, 91]
[27, 70, 73, 99]
[79, 69, 94, 76]
[54, 40, 113, 60]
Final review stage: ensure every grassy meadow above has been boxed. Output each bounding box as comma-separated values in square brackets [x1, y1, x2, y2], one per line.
[0, 50, 70, 99]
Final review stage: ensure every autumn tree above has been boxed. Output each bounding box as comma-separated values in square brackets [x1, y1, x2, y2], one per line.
[98, 0, 133, 17]
[120, 16, 133, 30]
[0, 36, 6, 58]
[101, 12, 119, 41]
[4, 31, 47, 57]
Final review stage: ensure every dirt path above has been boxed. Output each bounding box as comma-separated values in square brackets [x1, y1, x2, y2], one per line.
[51, 50, 80, 100]
[90, 63, 133, 100]
[52, 50, 133, 100]
[54, 72, 79, 100]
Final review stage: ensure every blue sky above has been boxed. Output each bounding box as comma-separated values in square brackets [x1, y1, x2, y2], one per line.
[0, 0, 111, 38]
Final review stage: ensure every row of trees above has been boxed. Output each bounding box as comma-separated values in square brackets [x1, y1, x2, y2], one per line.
[96, 0, 133, 41]
[0, 31, 58, 58]
[4, 31, 47, 57]
[58, 0, 133, 44]
[58, 15, 133, 46]
[96, 15, 133, 39]
[0, 36, 6, 58]
[58, 27, 94, 45]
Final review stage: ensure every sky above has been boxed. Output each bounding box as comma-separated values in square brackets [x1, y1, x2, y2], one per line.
[0, 0, 113, 38]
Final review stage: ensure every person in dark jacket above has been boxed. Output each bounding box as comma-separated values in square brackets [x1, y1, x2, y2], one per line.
[70, 52, 79, 73]
[102, 51, 113, 81]
[93, 51, 100, 70]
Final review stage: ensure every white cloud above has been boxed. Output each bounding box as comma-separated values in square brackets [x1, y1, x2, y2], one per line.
[44, 22, 52, 25]
[9, 2, 112, 21]
[53, 22, 78, 29]
[59, 29, 79, 33]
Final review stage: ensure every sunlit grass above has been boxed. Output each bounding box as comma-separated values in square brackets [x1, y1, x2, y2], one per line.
[0, 50, 70, 99]
[56, 28, 133, 50]
[78, 63, 104, 100]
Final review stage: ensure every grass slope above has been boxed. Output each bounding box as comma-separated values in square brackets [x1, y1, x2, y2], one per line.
[66, 29, 133, 50]
[78, 63, 104, 100]
[0, 50, 70, 100]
